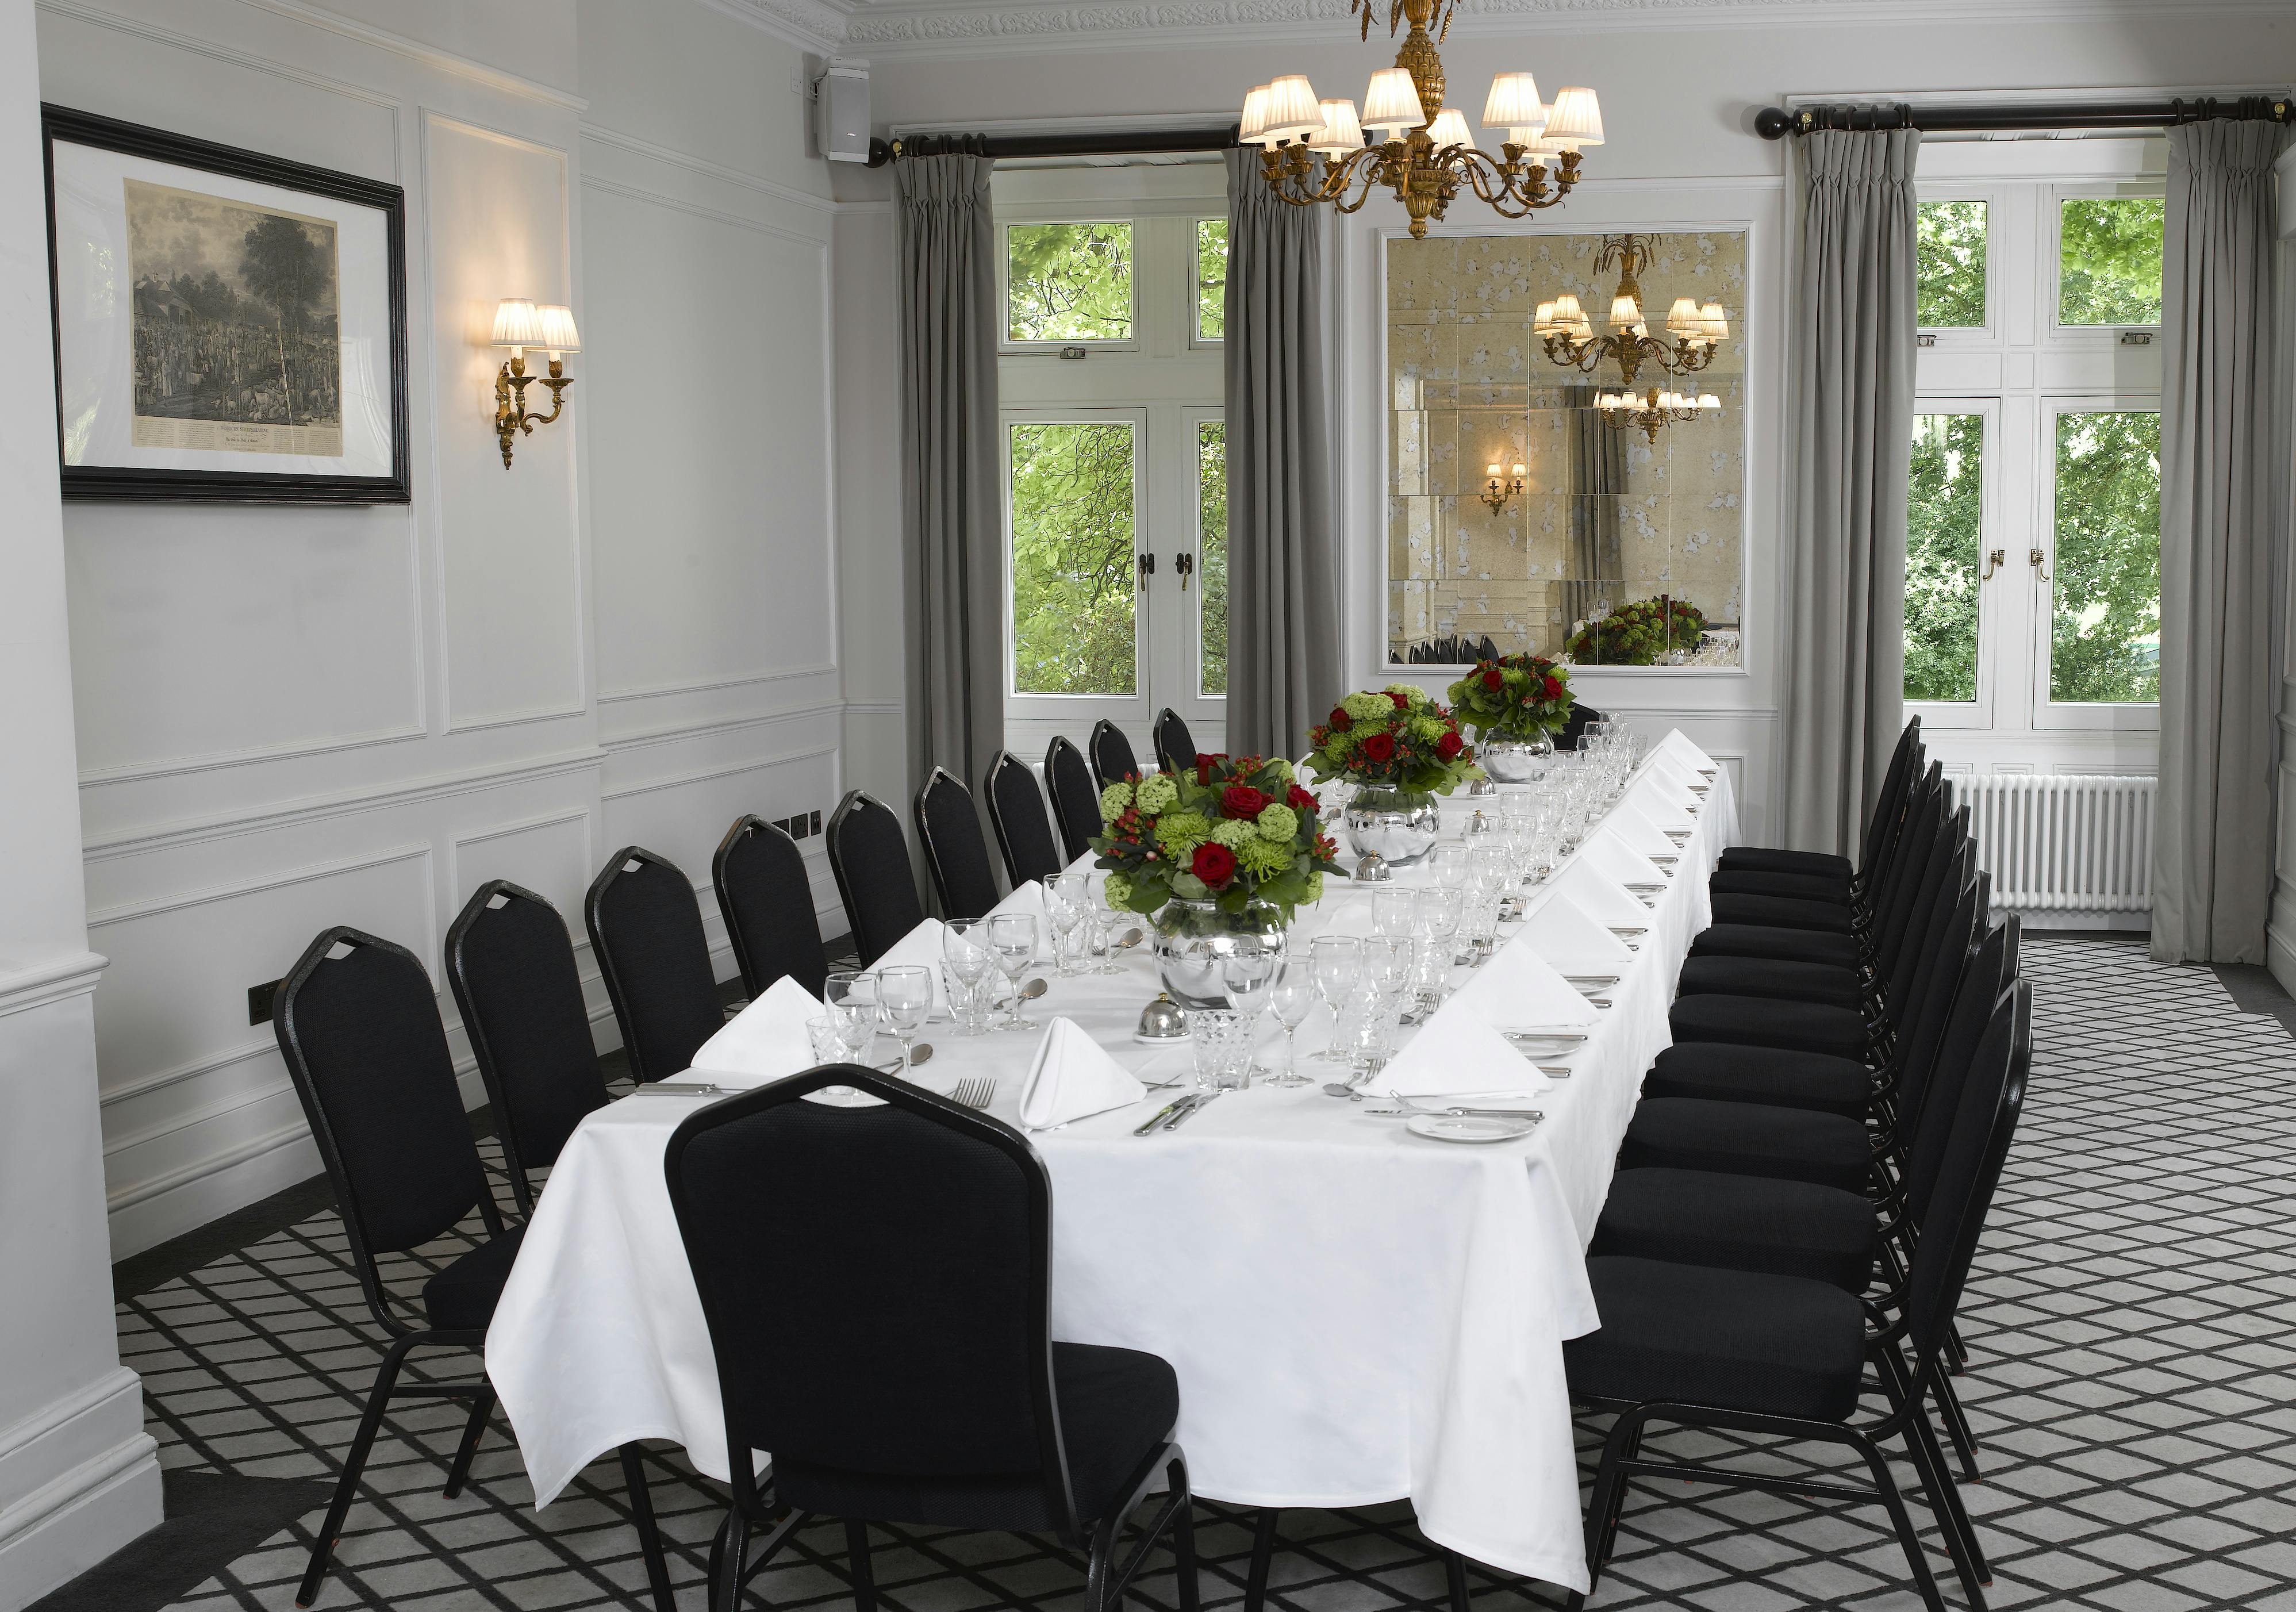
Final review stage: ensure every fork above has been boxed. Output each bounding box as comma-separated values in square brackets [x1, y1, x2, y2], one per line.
[949, 1076, 996, 1110]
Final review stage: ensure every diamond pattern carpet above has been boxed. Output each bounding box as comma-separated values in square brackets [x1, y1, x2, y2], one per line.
[95, 938, 2296, 1612]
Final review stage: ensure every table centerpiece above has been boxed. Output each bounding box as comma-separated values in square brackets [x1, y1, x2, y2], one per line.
[1446, 653, 1573, 782]
[1565, 594, 1708, 666]
[1306, 686, 1481, 867]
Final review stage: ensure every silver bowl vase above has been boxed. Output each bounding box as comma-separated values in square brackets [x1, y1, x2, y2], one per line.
[1343, 786, 1442, 868]
[1151, 897, 1289, 1012]
[1480, 732, 1556, 784]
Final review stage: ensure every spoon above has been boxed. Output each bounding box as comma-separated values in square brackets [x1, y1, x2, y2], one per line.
[1114, 928, 1146, 950]
[1020, 977, 1050, 1000]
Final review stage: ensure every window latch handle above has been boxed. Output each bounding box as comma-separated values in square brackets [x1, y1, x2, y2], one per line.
[1174, 552, 1194, 592]
[1137, 551, 1155, 590]
[1980, 548, 2006, 581]
[2029, 547, 2052, 582]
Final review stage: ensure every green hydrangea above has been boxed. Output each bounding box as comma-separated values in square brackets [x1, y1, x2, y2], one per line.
[1409, 713, 1446, 744]
[1304, 870, 1326, 904]
[1385, 682, 1427, 708]
[1154, 811, 1211, 855]
[1209, 819, 1255, 849]
[1262, 757, 1294, 785]
[1254, 803, 1299, 843]
[1103, 871, 1133, 908]
[1341, 690, 1392, 723]
[1133, 774, 1178, 814]
[1235, 836, 1292, 878]
[1098, 781, 1134, 822]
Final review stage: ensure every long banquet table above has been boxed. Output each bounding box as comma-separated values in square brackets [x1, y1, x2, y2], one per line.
[487, 736, 1739, 1596]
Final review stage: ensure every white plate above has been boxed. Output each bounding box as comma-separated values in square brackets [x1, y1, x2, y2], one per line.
[1407, 1113, 1538, 1144]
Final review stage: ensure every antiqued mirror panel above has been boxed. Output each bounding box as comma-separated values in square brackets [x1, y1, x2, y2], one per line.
[1385, 231, 1747, 667]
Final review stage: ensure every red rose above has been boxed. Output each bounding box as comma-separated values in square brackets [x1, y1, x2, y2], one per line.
[1436, 731, 1463, 761]
[1196, 757, 1218, 786]
[1388, 690, 1410, 709]
[1220, 784, 1271, 820]
[1361, 732, 1396, 763]
[1481, 667, 1504, 691]
[1191, 842, 1237, 886]
[1287, 784, 1319, 813]
[1329, 705, 1351, 731]
[1543, 675, 1562, 698]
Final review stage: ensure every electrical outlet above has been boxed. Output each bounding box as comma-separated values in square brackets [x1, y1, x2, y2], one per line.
[809, 808, 822, 836]
[248, 978, 281, 1025]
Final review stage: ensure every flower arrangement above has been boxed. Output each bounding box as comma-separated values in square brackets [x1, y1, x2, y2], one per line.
[1445, 653, 1573, 741]
[1565, 596, 1708, 666]
[1304, 685, 1482, 797]
[1092, 754, 1342, 920]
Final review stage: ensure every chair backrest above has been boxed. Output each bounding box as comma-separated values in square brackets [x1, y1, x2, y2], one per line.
[827, 789, 928, 966]
[915, 767, 1004, 922]
[585, 846, 724, 1084]
[1886, 869, 1988, 1107]
[984, 752, 1066, 890]
[1043, 737, 1103, 862]
[1902, 914, 2021, 1215]
[1153, 708, 1198, 776]
[1857, 717, 1923, 880]
[1869, 764, 1949, 953]
[1903, 980, 2030, 1375]
[445, 882, 610, 1211]
[274, 926, 496, 1326]
[714, 816, 830, 999]
[1880, 819, 1972, 1005]
[663, 1066, 1077, 1532]
[1088, 720, 1139, 792]
[1556, 703, 1606, 750]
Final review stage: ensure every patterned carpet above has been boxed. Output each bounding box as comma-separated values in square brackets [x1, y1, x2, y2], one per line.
[74, 937, 2296, 1612]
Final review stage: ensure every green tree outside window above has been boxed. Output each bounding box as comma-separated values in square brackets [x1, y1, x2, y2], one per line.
[2059, 198, 2163, 326]
[1196, 220, 1229, 341]
[1915, 201, 1988, 328]
[1197, 421, 1227, 694]
[1008, 421, 1138, 694]
[1905, 413, 1984, 702]
[2051, 410, 2160, 704]
[1007, 224, 1134, 342]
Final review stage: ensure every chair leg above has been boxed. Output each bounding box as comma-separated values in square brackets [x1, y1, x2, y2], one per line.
[297, 1334, 416, 1607]
[619, 1444, 679, 1612]
[1901, 1395, 1991, 1596]
[1244, 1509, 1280, 1612]
[1167, 1452, 1201, 1612]
[716, 1510, 750, 1612]
[846, 1519, 877, 1612]
[1846, 1428, 1949, 1612]
[443, 1385, 496, 1498]
[1930, 1368, 1983, 1480]
[1442, 1550, 1471, 1612]
[1577, 1410, 1640, 1601]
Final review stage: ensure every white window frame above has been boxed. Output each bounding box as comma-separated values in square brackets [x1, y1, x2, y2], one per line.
[1190, 216, 1228, 350]
[999, 218, 1143, 354]
[1903, 397, 2003, 733]
[2045, 182, 2167, 347]
[1179, 405, 1229, 706]
[1914, 190, 2003, 350]
[2030, 393, 2163, 734]
[1000, 406, 1153, 721]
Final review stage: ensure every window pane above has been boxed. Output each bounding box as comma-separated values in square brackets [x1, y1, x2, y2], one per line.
[2058, 198, 2163, 326]
[2051, 410, 2160, 704]
[1197, 420, 1227, 695]
[1006, 223, 1133, 341]
[1196, 219, 1228, 341]
[1905, 413, 1983, 703]
[1915, 201, 1988, 328]
[1008, 422, 1137, 694]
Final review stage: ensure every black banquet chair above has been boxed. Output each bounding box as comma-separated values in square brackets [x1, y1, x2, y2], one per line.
[444, 881, 611, 1216]
[826, 788, 927, 966]
[1153, 708, 1198, 776]
[915, 765, 1004, 920]
[985, 750, 1068, 889]
[1045, 736, 1103, 862]
[662, 1064, 1200, 1612]
[1556, 702, 1606, 750]
[586, 846, 725, 1084]
[713, 815, 831, 1000]
[1088, 719, 1139, 792]
[274, 926, 674, 1612]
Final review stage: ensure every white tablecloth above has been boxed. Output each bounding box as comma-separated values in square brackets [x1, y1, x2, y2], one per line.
[487, 739, 1738, 1595]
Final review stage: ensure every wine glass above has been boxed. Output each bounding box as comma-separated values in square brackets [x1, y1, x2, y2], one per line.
[1265, 960, 1319, 1085]
[1309, 934, 1362, 1062]
[1221, 933, 1283, 1024]
[1427, 842, 1469, 891]
[823, 971, 880, 1065]
[986, 913, 1041, 1032]
[877, 965, 933, 1073]
[1356, 934, 1411, 1073]
[1373, 886, 1419, 937]
[1045, 874, 1089, 977]
[1414, 886, 1464, 999]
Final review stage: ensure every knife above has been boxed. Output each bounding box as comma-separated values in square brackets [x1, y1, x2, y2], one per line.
[1164, 1090, 1220, 1130]
[1133, 1094, 1195, 1135]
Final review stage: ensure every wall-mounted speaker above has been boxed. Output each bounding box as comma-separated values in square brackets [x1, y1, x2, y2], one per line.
[815, 61, 871, 164]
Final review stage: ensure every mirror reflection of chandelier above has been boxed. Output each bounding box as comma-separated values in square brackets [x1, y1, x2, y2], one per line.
[1237, 0, 1602, 239]
[1536, 233, 1730, 442]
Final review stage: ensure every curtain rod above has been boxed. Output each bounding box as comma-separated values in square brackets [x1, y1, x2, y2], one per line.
[870, 126, 1238, 166]
[1756, 95, 2290, 140]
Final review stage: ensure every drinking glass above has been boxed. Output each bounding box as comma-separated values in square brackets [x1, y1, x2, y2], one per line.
[1265, 961, 1319, 1085]
[943, 919, 994, 1000]
[1373, 886, 1419, 937]
[1414, 886, 1464, 998]
[1187, 1008, 1253, 1090]
[1221, 933, 1283, 1022]
[1085, 874, 1125, 974]
[807, 1015, 842, 1065]
[1045, 874, 1090, 977]
[1427, 842, 1469, 891]
[937, 962, 991, 1037]
[823, 971, 880, 1064]
[986, 913, 1041, 1031]
[1356, 934, 1411, 1072]
[877, 965, 933, 1072]
[1310, 935, 1362, 1062]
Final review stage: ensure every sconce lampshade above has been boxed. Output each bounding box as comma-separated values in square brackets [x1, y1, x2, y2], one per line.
[1699, 301, 1730, 341]
[1362, 68, 1422, 133]
[1426, 108, 1473, 149]
[1307, 99, 1365, 153]
[1481, 72, 1541, 129]
[492, 297, 545, 350]
[1261, 75, 1324, 141]
[536, 304, 582, 355]
[1544, 86, 1604, 149]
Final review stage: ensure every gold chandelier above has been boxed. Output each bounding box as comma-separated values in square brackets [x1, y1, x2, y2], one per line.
[1535, 233, 1729, 442]
[1237, 0, 1602, 239]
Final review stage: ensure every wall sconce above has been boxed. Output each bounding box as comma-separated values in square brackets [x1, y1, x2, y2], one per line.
[492, 298, 579, 468]
[1480, 461, 1526, 515]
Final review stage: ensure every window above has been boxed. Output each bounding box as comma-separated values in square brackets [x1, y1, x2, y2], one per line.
[2057, 197, 2163, 327]
[1195, 219, 1228, 342]
[1905, 412, 1984, 703]
[2049, 409, 2160, 704]
[1197, 420, 1227, 693]
[1005, 222, 1134, 343]
[1915, 201, 1988, 328]
[1007, 420, 1139, 696]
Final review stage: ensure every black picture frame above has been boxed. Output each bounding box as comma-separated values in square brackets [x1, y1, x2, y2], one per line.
[42, 104, 412, 504]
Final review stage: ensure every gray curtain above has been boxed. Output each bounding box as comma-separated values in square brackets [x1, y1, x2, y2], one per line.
[896, 153, 1004, 796]
[1563, 383, 1623, 637]
[2151, 120, 2284, 964]
[1223, 148, 1340, 758]
[1781, 128, 1920, 855]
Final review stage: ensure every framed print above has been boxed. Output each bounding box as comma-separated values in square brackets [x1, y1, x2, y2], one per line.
[43, 105, 410, 503]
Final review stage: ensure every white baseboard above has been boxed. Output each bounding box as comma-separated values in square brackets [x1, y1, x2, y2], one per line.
[0, 1372, 162, 1612]
[2269, 920, 2296, 997]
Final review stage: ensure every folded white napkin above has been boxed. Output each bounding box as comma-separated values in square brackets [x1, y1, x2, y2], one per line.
[1445, 942, 1598, 1031]
[1515, 893, 1636, 970]
[1364, 1008, 1539, 1098]
[1621, 790, 1694, 836]
[688, 974, 825, 1085]
[1544, 859, 1656, 928]
[870, 916, 951, 1011]
[1644, 751, 1702, 794]
[1657, 730, 1717, 772]
[1019, 1016, 1148, 1129]
[1601, 805, 1677, 861]
[1582, 826, 1668, 889]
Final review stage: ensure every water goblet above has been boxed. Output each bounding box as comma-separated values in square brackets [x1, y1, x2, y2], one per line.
[1357, 934, 1411, 1072]
[944, 919, 994, 998]
[1373, 886, 1419, 937]
[807, 1015, 842, 1065]
[986, 913, 1041, 1031]
[937, 962, 990, 1037]
[1265, 961, 1319, 1085]
[1427, 842, 1469, 891]
[1415, 886, 1464, 993]
[1045, 876, 1088, 977]
[877, 965, 933, 1072]
[823, 970, 880, 1064]
[1310, 934, 1362, 1063]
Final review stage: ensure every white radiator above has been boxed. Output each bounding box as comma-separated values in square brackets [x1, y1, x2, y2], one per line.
[1959, 774, 2155, 915]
